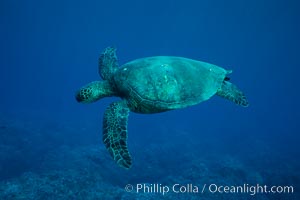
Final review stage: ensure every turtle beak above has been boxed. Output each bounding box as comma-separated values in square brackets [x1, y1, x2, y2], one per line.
[75, 90, 84, 102]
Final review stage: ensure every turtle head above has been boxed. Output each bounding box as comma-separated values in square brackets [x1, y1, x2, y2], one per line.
[75, 80, 116, 103]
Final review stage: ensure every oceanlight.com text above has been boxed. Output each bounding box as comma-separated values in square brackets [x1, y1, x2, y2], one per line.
[124, 183, 294, 196]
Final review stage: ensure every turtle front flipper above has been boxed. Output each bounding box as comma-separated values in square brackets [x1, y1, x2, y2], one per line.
[103, 100, 132, 169]
[99, 47, 119, 80]
[217, 81, 249, 107]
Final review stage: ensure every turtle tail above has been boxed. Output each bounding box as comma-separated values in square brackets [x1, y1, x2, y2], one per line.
[217, 81, 249, 107]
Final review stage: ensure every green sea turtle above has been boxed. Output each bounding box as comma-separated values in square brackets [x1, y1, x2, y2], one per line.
[75, 47, 249, 169]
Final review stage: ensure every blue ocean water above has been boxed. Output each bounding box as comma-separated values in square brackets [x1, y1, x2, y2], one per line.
[0, 0, 299, 199]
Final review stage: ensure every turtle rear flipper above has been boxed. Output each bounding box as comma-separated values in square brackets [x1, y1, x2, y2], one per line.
[103, 100, 132, 169]
[217, 81, 249, 107]
[99, 47, 119, 80]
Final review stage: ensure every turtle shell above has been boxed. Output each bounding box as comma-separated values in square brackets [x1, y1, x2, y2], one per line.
[113, 56, 229, 113]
